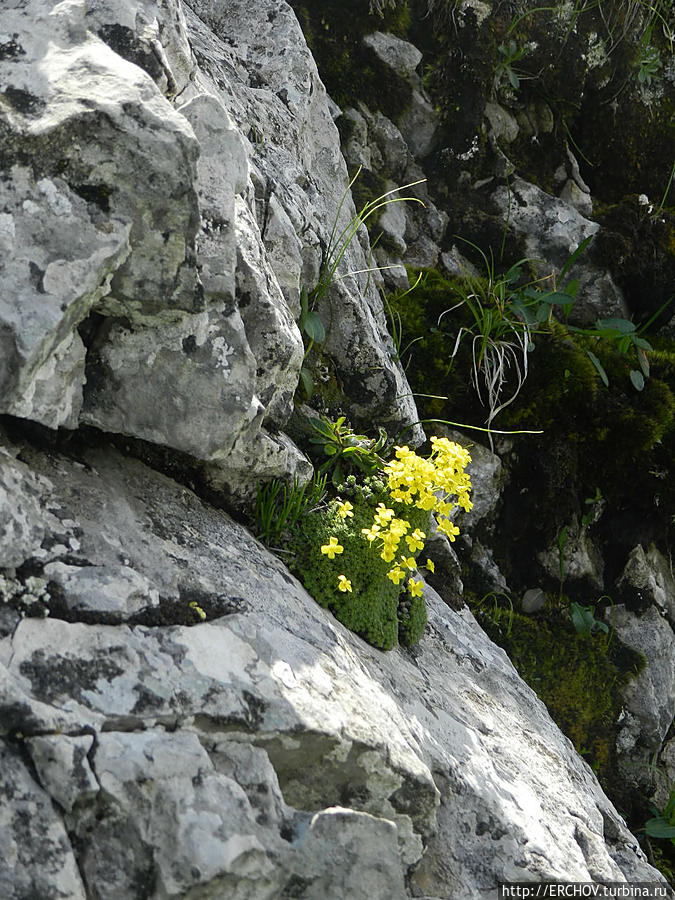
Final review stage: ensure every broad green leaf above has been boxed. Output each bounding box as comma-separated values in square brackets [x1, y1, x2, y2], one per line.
[303, 311, 325, 343]
[630, 369, 645, 391]
[299, 367, 314, 399]
[586, 350, 609, 387]
[570, 602, 594, 637]
[632, 336, 652, 351]
[645, 817, 675, 839]
[596, 317, 636, 334]
[541, 291, 577, 306]
[508, 69, 520, 89]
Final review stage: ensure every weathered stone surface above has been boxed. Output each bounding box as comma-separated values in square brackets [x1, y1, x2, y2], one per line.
[85, 0, 196, 100]
[342, 103, 446, 287]
[0, 443, 663, 896]
[43, 562, 160, 620]
[81, 307, 265, 460]
[0, 165, 129, 428]
[617, 543, 675, 625]
[2, 0, 416, 484]
[182, 0, 421, 437]
[26, 734, 99, 814]
[0, 0, 672, 895]
[491, 177, 627, 324]
[0, 448, 46, 569]
[363, 32, 422, 79]
[612, 604, 675, 790]
[0, 741, 87, 899]
[652, 737, 675, 810]
[538, 524, 605, 591]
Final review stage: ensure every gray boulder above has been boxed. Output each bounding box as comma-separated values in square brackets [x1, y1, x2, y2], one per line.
[0, 443, 663, 896]
[612, 604, 675, 792]
[617, 543, 675, 626]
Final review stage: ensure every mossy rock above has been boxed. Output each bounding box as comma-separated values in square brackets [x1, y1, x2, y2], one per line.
[290, 476, 430, 650]
[288, 0, 414, 119]
[473, 600, 645, 790]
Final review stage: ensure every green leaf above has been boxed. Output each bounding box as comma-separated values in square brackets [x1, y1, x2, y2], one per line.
[541, 291, 577, 306]
[299, 367, 313, 399]
[630, 369, 645, 391]
[632, 336, 652, 351]
[508, 68, 520, 89]
[536, 303, 552, 323]
[303, 311, 325, 343]
[559, 235, 593, 282]
[570, 602, 594, 638]
[596, 317, 636, 334]
[645, 817, 675, 839]
[586, 350, 609, 387]
[564, 278, 579, 298]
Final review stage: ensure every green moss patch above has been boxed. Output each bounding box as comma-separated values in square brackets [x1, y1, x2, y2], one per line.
[473, 600, 645, 788]
[289, 476, 429, 650]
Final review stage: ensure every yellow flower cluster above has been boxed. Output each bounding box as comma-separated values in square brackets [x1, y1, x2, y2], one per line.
[318, 437, 471, 601]
[368, 437, 471, 594]
[384, 437, 471, 540]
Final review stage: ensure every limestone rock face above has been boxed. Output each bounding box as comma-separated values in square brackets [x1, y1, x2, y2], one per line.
[491, 178, 627, 325]
[0, 442, 662, 897]
[0, 0, 419, 493]
[612, 604, 675, 793]
[0, 0, 672, 896]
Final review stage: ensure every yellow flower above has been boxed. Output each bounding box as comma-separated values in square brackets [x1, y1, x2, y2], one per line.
[458, 493, 473, 512]
[321, 536, 344, 559]
[381, 531, 401, 552]
[337, 500, 354, 519]
[416, 492, 438, 511]
[436, 499, 453, 517]
[387, 566, 406, 585]
[401, 555, 417, 571]
[380, 547, 396, 563]
[337, 575, 352, 593]
[388, 518, 409, 536]
[405, 528, 426, 553]
[425, 558, 435, 574]
[408, 578, 424, 597]
[374, 503, 395, 526]
[436, 518, 460, 542]
[361, 524, 380, 542]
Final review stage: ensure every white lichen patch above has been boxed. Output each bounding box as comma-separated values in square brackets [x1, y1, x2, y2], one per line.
[584, 32, 609, 70]
[459, 0, 491, 27]
[37, 178, 73, 217]
[0, 574, 50, 613]
[211, 335, 235, 375]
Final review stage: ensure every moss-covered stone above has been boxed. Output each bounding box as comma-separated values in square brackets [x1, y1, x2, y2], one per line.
[472, 598, 645, 790]
[288, 0, 414, 119]
[389, 263, 675, 589]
